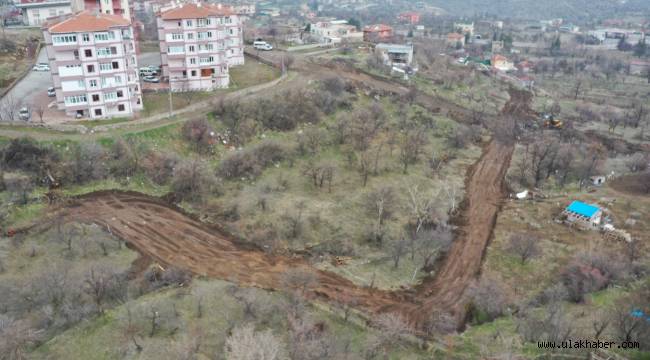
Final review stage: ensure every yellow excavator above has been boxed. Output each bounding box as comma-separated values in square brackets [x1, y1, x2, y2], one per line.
[542, 113, 563, 129]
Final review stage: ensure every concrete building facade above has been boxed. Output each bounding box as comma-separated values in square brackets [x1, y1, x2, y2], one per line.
[43, 12, 143, 119]
[156, 2, 244, 91]
[17, 0, 72, 26]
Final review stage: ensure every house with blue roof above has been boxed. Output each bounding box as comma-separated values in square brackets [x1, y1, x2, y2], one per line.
[562, 200, 603, 229]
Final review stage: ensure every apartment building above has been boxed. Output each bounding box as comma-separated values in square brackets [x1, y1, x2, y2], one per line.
[71, 0, 131, 19]
[16, 0, 72, 26]
[43, 11, 143, 119]
[157, 2, 244, 91]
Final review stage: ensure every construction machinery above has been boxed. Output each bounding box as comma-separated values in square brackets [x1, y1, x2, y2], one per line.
[542, 113, 563, 129]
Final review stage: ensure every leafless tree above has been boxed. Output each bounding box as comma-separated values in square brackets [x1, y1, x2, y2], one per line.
[398, 127, 428, 173]
[182, 118, 215, 153]
[225, 324, 287, 360]
[507, 232, 541, 264]
[171, 160, 215, 202]
[365, 186, 398, 241]
[0, 318, 41, 360]
[281, 268, 318, 297]
[365, 313, 413, 357]
[34, 105, 45, 123]
[467, 277, 508, 322]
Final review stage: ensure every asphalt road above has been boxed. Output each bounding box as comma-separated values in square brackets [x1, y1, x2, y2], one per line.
[137, 52, 161, 68]
[3, 48, 53, 111]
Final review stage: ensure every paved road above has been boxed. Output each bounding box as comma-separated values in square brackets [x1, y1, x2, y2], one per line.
[3, 48, 53, 111]
[137, 52, 161, 68]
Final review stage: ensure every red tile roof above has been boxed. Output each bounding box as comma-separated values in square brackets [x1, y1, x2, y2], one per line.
[160, 3, 233, 20]
[48, 11, 131, 33]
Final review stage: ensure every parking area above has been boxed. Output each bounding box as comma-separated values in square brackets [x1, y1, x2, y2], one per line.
[1, 48, 67, 122]
[137, 51, 161, 68]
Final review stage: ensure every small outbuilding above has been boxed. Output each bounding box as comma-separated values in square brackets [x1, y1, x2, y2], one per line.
[590, 175, 606, 186]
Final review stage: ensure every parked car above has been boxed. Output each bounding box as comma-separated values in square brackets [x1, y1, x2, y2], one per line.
[139, 67, 158, 76]
[142, 76, 160, 83]
[47, 87, 55, 97]
[18, 107, 30, 121]
[253, 41, 273, 51]
[33, 63, 50, 71]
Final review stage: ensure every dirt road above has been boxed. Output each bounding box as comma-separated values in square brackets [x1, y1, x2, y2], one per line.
[60, 138, 513, 329]
[404, 141, 514, 327]
[63, 191, 411, 313]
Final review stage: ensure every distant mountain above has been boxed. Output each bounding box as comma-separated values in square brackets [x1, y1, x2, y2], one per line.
[428, 0, 650, 21]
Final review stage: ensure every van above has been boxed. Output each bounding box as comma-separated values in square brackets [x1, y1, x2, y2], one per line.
[139, 67, 157, 76]
[253, 41, 273, 51]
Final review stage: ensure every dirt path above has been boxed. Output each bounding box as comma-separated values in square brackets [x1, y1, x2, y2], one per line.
[63, 191, 411, 313]
[404, 141, 514, 327]
[59, 138, 513, 330]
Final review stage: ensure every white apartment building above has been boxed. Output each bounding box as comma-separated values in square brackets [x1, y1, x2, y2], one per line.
[157, 2, 244, 91]
[43, 11, 143, 119]
[70, 0, 132, 20]
[16, 0, 72, 26]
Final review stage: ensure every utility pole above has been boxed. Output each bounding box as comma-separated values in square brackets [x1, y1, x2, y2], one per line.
[168, 78, 173, 118]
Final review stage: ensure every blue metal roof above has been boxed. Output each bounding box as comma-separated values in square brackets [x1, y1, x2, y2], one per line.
[566, 201, 600, 218]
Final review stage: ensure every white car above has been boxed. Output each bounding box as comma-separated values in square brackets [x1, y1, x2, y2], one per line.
[253, 41, 273, 51]
[33, 63, 50, 71]
[47, 87, 56, 97]
[18, 107, 30, 121]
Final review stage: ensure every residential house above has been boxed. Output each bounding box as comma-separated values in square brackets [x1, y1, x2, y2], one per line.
[17, 0, 72, 26]
[491, 40, 504, 53]
[310, 20, 362, 44]
[363, 24, 392, 42]
[42, 11, 143, 118]
[157, 2, 244, 91]
[562, 201, 603, 230]
[491, 54, 514, 72]
[397, 11, 419, 25]
[516, 60, 534, 73]
[375, 43, 413, 68]
[454, 22, 474, 35]
[446, 32, 465, 47]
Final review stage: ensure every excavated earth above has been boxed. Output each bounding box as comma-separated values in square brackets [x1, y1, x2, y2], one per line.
[56, 87, 528, 331]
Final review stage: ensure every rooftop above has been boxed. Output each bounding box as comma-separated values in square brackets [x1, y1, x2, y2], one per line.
[566, 201, 600, 218]
[376, 43, 412, 53]
[160, 3, 233, 20]
[363, 24, 392, 32]
[47, 11, 130, 33]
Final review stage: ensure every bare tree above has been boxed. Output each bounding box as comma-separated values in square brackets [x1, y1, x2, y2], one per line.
[281, 268, 318, 297]
[506, 232, 541, 264]
[34, 105, 45, 123]
[171, 160, 215, 202]
[398, 127, 428, 173]
[225, 324, 287, 360]
[467, 277, 508, 323]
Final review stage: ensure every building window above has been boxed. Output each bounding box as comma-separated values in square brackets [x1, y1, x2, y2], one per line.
[191, 70, 196, 77]
[186, 20, 192, 26]
[168, 46, 184, 54]
[94, 32, 115, 41]
[87, 64, 95, 73]
[188, 45, 195, 52]
[171, 33, 184, 40]
[52, 35, 77, 44]
[82, 33, 90, 42]
[84, 49, 92, 57]
[187, 33, 194, 40]
[97, 47, 111, 56]
[177, 21, 181, 27]
[104, 92, 117, 101]
[110, 47, 117, 55]
[94, 108, 102, 116]
[116, 90, 123, 98]
[49, 9, 56, 16]
[99, 63, 112, 71]
[118, 104, 125, 111]
[64, 95, 87, 104]
[112, 61, 119, 69]
[92, 94, 100, 102]
[89, 79, 97, 88]
[114, 75, 122, 84]
[189, 58, 196, 64]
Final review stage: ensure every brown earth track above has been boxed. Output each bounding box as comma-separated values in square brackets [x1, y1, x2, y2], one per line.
[63, 192, 412, 313]
[59, 139, 513, 329]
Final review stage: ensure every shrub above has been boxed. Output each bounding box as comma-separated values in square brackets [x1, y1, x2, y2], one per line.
[218, 139, 287, 179]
